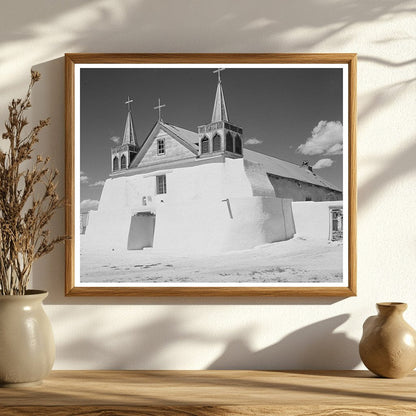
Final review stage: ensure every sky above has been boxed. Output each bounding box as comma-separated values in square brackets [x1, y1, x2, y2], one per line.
[80, 66, 344, 209]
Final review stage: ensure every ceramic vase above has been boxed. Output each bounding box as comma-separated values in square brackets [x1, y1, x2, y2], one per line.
[0, 290, 55, 387]
[359, 302, 416, 378]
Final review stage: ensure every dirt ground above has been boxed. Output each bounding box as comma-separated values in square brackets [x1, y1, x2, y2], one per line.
[80, 236, 343, 284]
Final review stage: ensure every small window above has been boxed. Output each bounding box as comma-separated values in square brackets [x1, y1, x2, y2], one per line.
[142, 196, 147, 206]
[157, 138, 165, 155]
[330, 208, 343, 241]
[235, 134, 242, 155]
[226, 132, 233, 152]
[212, 133, 221, 152]
[201, 136, 209, 154]
[156, 175, 167, 194]
[112, 156, 119, 171]
[120, 154, 127, 169]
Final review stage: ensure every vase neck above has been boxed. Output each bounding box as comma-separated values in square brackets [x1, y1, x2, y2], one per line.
[377, 302, 407, 316]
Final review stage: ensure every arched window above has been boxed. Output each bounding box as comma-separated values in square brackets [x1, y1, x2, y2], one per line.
[112, 156, 119, 171]
[226, 132, 233, 152]
[121, 154, 127, 169]
[212, 133, 221, 152]
[235, 135, 242, 155]
[201, 136, 209, 154]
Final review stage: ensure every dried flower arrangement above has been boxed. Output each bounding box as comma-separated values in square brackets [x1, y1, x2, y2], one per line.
[0, 71, 65, 295]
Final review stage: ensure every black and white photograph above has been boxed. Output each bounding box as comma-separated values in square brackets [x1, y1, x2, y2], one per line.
[66, 55, 356, 294]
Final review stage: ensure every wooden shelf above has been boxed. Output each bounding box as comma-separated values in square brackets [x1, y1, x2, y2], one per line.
[1, 370, 415, 415]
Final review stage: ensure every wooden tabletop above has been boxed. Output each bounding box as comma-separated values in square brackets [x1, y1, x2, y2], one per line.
[1, 370, 415, 415]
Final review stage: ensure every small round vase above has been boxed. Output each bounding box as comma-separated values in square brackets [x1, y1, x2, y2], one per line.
[0, 290, 55, 387]
[359, 302, 416, 378]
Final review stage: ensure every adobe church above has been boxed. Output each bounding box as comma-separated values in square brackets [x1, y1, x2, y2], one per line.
[84, 69, 342, 252]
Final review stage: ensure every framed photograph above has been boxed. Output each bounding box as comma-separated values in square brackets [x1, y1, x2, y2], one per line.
[65, 53, 356, 296]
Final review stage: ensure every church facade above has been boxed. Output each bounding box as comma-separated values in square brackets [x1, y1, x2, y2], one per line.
[83, 70, 342, 252]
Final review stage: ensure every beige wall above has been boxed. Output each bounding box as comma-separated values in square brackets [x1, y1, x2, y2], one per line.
[0, 0, 415, 370]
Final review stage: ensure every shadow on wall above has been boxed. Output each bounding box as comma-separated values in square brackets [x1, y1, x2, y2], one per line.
[30, 57, 67, 302]
[24, 1, 415, 304]
[208, 314, 360, 370]
[9, 0, 413, 371]
[0, 0, 414, 98]
[54, 310, 215, 369]
[1, 0, 413, 52]
[52, 307, 359, 370]
[359, 138, 416, 210]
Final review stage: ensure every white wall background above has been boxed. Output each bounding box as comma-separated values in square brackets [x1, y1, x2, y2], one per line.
[0, 0, 415, 370]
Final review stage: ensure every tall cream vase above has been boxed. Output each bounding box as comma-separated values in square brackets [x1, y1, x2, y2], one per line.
[0, 290, 55, 387]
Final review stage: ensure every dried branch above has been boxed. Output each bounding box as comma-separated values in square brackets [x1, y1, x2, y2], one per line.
[0, 71, 67, 295]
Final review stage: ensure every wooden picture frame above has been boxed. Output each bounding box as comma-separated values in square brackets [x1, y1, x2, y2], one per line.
[65, 53, 356, 296]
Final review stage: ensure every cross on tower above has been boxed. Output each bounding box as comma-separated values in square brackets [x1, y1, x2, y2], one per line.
[154, 98, 166, 121]
[125, 96, 133, 112]
[213, 68, 225, 82]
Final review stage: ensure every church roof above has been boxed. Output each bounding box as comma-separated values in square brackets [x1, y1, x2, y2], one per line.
[211, 80, 229, 123]
[244, 149, 342, 192]
[129, 121, 199, 169]
[122, 110, 138, 146]
[161, 123, 199, 147]
[125, 119, 340, 192]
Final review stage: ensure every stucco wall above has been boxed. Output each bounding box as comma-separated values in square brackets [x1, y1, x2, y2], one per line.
[87, 156, 290, 251]
[292, 201, 343, 240]
[85, 208, 133, 250]
[244, 160, 276, 197]
[154, 197, 295, 253]
[1, 1, 414, 371]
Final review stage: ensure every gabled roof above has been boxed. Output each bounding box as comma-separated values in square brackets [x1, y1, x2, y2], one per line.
[161, 123, 199, 147]
[129, 121, 199, 168]
[244, 149, 342, 192]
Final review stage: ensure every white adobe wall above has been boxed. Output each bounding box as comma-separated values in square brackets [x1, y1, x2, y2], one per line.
[154, 197, 295, 253]
[86, 157, 292, 251]
[99, 158, 255, 212]
[85, 208, 133, 250]
[167, 158, 256, 202]
[98, 175, 162, 213]
[243, 159, 276, 197]
[292, 201, 343, 240]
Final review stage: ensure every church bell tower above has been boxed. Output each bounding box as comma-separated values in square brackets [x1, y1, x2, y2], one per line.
[111, 97, 139, 172]
[197, 68, 243, 158]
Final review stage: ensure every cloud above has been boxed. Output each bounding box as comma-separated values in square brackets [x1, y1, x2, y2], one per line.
[89, 180, 106, 187]
[312, 158, 334, 169]
[244, 137, 263, 146]
[80, 199, 99, 212]
[297, 121, 343, 156]
[110, 136, 121, 144]
[80, 172, 89, 184]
